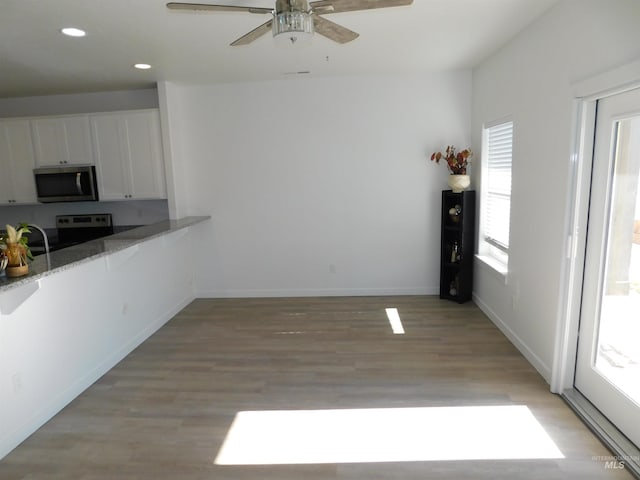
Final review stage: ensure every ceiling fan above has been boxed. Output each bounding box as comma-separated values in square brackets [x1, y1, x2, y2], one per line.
[166, 0, 414, 46]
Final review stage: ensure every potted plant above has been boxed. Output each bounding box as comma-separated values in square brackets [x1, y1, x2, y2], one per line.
[0, 224, 33, 277]
[430, 145, 473, 192]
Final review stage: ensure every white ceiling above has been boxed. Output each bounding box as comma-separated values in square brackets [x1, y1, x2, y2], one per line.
[0, 0, 559, 98]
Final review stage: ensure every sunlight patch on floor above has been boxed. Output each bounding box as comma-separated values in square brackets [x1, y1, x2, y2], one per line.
[385, 307, 405, 334]
[214, 405, 563, 465]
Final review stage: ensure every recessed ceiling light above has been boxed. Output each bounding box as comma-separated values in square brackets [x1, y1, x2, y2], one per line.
[61, 27, 86, 37]
[134, 63, 152, 70]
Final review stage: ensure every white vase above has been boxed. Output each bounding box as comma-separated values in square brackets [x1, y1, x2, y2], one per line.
[448, 174, 470, 193]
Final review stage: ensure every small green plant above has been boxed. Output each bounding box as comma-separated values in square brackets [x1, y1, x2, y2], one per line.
[0, 223, 33, 265]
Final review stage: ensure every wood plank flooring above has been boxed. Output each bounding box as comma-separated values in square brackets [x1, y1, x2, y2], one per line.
[0, 296, 633, 479]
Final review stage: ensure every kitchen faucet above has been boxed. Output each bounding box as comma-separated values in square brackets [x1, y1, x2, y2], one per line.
[27, 224, 49, 255]
[27, 223, 51, 269]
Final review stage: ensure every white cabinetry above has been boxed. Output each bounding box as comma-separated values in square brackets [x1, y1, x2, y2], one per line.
[31, 114, 94, 166]
[91, 110, 166, 201]
[0, 119, 38, 205]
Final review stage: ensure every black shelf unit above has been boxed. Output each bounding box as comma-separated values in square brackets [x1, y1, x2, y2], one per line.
[440, 190, 475, 303]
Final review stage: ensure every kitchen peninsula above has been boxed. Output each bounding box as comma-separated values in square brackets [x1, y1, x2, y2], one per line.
[0, 216, 210, 459]
[1, 216, 208, 293]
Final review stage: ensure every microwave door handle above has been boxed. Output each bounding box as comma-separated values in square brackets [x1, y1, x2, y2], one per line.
[76, 172, 84, 195]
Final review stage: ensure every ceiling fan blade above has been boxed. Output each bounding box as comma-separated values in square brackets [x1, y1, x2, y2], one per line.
[313, 15, 359, 44]
[311, 0, 412, 14]
[230, 19, 274, 46]
[312, 4, 335, 14]
[166, 2, 272, 14]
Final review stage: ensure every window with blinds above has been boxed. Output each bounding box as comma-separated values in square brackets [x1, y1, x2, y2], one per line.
[482, 120, 513, 266]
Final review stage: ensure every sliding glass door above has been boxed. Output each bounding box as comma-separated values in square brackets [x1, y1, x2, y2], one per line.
[574, 87, 640, 447]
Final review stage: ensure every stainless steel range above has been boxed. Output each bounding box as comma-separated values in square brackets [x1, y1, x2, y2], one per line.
[28, 214, 115, 257]
[56, 214, 114, 248]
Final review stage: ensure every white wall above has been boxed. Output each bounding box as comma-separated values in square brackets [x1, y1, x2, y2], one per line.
[471, 0, 640, 382]
[163, 72, 471, 297]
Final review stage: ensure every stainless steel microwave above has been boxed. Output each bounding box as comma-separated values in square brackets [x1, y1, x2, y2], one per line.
[33, 165, 99, 203]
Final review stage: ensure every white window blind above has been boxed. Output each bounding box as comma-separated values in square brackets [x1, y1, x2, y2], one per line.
[484, 121, 513, 253]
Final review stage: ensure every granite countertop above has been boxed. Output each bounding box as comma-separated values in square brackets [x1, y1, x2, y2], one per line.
[0, 216, 210, 294]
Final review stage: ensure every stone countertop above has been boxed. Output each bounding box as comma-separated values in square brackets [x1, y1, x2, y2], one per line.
[0, 216, 210, 294]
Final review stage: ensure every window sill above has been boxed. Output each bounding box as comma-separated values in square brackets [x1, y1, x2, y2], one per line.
[475, 254, 508, 284]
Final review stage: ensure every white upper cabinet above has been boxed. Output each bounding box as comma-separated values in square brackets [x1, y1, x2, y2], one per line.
[91, 110, 166, 201]
[31, 114, 94, 166]
[0, 119, 38, 205]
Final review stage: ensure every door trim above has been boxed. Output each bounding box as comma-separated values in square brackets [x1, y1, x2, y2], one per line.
[550, 97, 595, 393]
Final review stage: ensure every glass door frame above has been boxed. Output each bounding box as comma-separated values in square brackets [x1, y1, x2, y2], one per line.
[552, 62, 640, 394]
[574, 88, 640, 440]
[552, 63, 640, 477]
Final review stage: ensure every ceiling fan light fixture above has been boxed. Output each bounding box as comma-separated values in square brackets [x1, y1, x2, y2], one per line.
[166, 0, 414, 46]
[272, 10, 314, 45]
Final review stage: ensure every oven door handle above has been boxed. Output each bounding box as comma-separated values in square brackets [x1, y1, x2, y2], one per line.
[76, 172, 84, 195]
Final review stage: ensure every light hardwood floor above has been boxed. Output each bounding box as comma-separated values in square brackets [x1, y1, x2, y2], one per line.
[0, 296, 634, 479]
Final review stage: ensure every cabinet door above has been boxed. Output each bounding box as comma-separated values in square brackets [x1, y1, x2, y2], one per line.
[32, 115, 93, 166]
[0, 119, 38, 204]
[123, 111, 166, 199]
[91, 114, 130, 201]
[91, 110, 166, 201]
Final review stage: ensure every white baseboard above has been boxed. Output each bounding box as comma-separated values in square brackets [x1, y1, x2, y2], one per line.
[472, 293, 552, 383]
[196, 286, 439, 298]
